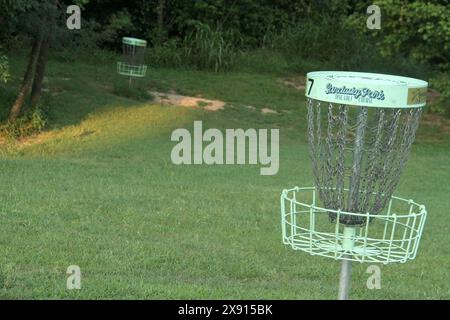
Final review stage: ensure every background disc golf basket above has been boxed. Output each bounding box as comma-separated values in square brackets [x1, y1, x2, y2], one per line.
[117, 37, 147, 87]
[281, 71, 428, 299]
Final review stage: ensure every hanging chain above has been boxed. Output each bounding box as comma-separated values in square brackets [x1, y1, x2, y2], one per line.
[307, 98, 422, 225]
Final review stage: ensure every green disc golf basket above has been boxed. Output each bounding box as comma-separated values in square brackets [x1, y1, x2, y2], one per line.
[281, 71, 428, 299]
[117, 37, 147, 85]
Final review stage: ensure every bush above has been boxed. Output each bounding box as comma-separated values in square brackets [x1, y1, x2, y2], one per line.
[429, 75, 450, 117]
[145, 23, 242, 72]
[53, 19, 104, 63]
[261, 17, 378, 72]
[346, 0, 450, 72]
[182, 23, 242, 72]
[146, 39, 183, 68]
[53, 10, 135, 64]
[0, 107, 48, 139]
[0, 87, 50, 139]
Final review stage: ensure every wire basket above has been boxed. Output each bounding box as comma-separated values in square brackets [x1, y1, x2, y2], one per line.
[117, 62, 147, 77]
[117, 37, 147, 78]
[281, 186, 427, 264]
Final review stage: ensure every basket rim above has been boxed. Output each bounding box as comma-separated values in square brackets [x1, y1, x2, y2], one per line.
[305, 71, 427, 108]
[281, 186, 427, 219]
[122, 37, 147, 47]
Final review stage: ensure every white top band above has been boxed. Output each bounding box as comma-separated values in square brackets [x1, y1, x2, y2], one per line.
[305, 71, 428, 108]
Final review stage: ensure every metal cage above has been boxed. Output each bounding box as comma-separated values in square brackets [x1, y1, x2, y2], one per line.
[117, 37, 147, 78]
[281, 187, 427, 264]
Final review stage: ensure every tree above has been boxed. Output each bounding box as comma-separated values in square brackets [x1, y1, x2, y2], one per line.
[0, 0, 33, 87]
[6, 0, 90, 121]
[7, 1, 60, 120]
[8, 34, 43, 120]
[30, 2, 58, 107]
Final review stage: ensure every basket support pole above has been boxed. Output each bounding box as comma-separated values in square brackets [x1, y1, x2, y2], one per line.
[338, 227, 355, 300]
[337, 106, 366, 299]
[338, 257, 352, 300]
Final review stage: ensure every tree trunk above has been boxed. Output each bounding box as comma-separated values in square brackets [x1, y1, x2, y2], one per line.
[30, 33, 51, 107]
[31, 0, 58, 107]
[9, 35, 43, 121]
[157, 0, 165, 30]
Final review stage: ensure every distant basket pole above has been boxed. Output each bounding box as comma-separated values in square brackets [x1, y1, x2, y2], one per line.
[281, 71, 428, 300]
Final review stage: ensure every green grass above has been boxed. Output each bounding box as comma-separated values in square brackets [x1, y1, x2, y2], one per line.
[0, 54, 448, 299]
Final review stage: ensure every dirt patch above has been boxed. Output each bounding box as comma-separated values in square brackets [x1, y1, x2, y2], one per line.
[261, 107, 278, 114]
[278, 76, 307, 91]
[150, 91, 225, 111]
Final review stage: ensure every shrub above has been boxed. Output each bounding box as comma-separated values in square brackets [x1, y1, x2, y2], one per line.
[261, 17, 377, 72]
[146, 39, 183, 68]
[182, 23, 242, 72]
[346, 0, 450, 72]
[0, 107, 48, 139]
[429, 75, 450, 118]
[53, 19, 104, 63]
[0, 87, 50, 139]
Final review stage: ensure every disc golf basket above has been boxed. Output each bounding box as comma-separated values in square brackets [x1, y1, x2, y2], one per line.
[117, 37, 147, 86]
[281, 71, 428, 299]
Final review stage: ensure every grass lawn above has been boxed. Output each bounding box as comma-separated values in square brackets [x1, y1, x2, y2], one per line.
[0, 56, 449, 299]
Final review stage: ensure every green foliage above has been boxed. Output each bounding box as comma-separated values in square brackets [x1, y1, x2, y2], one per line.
[377, 0, 449, 69]
[183, 23, 242, 72]
[0, 52, 10, 84]
[343, 0, 450, 117]
[0, 0, 33, 15]
[2, 0, 448, 121]
[0, 85, 49, 139]
[53, 19, 100, 61]
[429, 74, 450, 117]
[146, 23, 242, 72]
[146, 39, 183, 68]
[101, 9, 136, 47]
[348, 0, 450, 71]
[259, 17, 384, 73]
[53, 8, 136, 62]
[0, 107, 47, 139]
